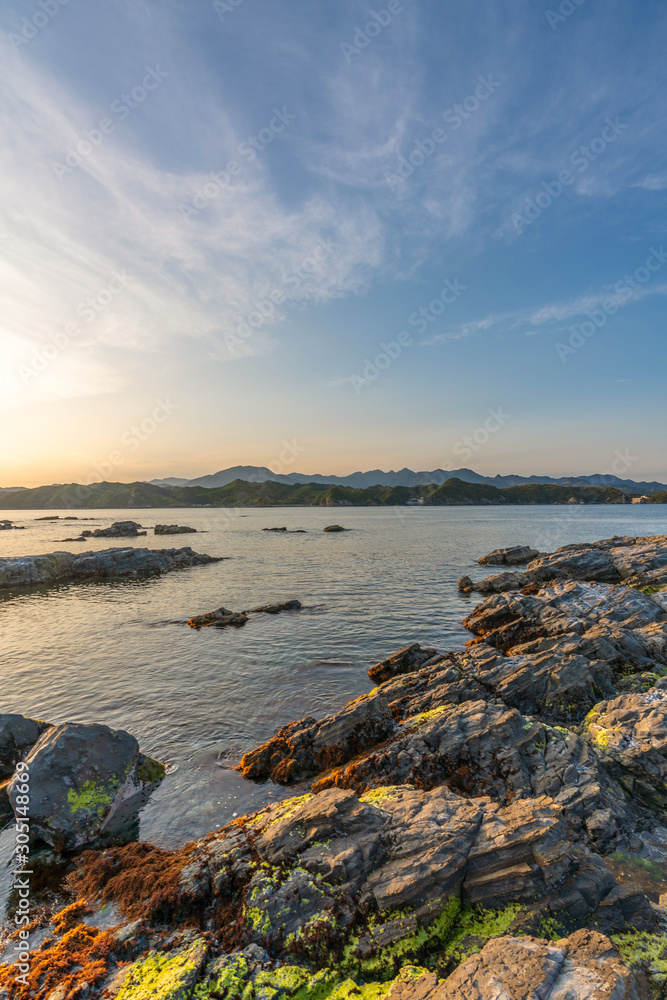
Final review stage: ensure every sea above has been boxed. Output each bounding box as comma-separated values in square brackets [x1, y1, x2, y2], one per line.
[1, 502, 666, 913]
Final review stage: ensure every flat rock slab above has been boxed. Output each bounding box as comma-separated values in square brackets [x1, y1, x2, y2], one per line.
[154, 524, 197, 534]
[0, 546, 221, 588]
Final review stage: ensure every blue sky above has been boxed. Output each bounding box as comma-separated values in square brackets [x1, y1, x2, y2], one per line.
[1, 0, 666, 485]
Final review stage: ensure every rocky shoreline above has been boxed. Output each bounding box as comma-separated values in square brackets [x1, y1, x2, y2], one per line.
[0, 546, 221, 589]
[1, 534, 667, 999]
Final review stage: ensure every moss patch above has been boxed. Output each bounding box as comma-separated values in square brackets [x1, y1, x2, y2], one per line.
[117, 939, 206, 999]
[136, 755, 167, 785]
[67, 779, 116, 820]
[439, 903, 522, 968]
[612, 931, 667, 984]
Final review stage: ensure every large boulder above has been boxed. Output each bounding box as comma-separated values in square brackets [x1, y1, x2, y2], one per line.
[8, 722, 165, 850]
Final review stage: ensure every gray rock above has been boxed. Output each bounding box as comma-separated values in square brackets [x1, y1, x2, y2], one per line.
[80, 521, 146, 539]
[8, 722, 165, 850]
[437, 929, 649, 1000]
[154, 524, 197, 535]
[368, 642, 441, 684]
[188, 607, 249, 628]
[461, 535, 667, 594]
[583, 688, 667, 808]
[0, 546, 221, 588]
[239, 689, 395, 784]
[0, 713, 51, 779]
[478, 545, 540, 565]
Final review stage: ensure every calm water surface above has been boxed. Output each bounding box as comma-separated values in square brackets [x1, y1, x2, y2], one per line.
[1, 504, 666, 873]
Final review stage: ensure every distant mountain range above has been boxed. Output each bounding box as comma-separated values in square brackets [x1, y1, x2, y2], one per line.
[2, 478, 659, 510]
[148, 465, 667, 494]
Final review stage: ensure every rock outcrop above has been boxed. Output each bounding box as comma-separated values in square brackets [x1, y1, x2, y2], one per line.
[80, 520, 146, 538]
[436, 929, 650, 1000]
[324, 524, 347, 532]
[478, 545, 540, 565]
[154, 524, 197, 534]
[7, 722, 165, 850]
[3, 533, 667, 1000]
[188, 599, 302, 628]
[460, 535, 667, 593]
[0, 546, 221, 588]
[240, 690, 395, 783]
[0, 519, 24, 530]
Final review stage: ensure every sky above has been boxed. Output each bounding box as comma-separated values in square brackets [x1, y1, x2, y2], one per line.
[1, 0, 666, 487]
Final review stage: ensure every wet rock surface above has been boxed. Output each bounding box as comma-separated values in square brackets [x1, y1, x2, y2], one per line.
[4, 533, 667, 1000]
[0, 545, 221, 587]
[188, 599, 302, 628]
[0, 713, 51, 780]
[7, 722, 165, 850]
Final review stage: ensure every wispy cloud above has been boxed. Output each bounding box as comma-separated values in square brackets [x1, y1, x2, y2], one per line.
[0, 31, 384, 406]
[423, 283, 667, 345]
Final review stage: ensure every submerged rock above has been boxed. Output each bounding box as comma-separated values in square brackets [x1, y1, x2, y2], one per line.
[247, 599, 302, 614]
[0, 546, 221, 588]
[154, 524, 197, 534]
[7, 722, 165, 850]
[188, 599, 302, 627]
[188, 607, 249, 628]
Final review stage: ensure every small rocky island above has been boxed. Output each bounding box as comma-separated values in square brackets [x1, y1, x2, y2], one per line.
[1, 534, 667, 999]
[0, 546, 221, 588]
